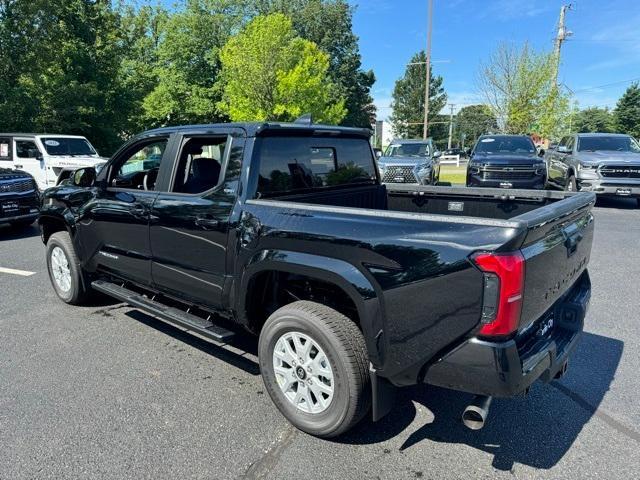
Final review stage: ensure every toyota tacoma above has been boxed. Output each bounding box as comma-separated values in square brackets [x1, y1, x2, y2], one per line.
[38, 119, 594, 438]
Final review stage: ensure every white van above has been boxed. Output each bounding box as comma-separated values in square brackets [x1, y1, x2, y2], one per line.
[0, 134, 108, 190]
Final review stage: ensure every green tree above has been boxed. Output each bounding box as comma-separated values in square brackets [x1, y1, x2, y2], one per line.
[389, 50, 447, 139]
[142, 0, 248, 127]
[477, 42, 570, 139]
[573, 107, 615, 133]
[253, 0, 375, 127]
[218, 13, 346, 123]
[614, 83, 640, 138]
[0, 0, 127, 153]
[456, 104, 498, 147]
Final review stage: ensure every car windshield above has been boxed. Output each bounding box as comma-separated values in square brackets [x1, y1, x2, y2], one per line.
[577, 136, 640, 153]
[474, 136, 535, 154]
[41, 137, 97, 156]
[385, 143, 430, 158]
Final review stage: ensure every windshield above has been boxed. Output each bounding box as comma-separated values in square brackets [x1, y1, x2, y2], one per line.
[474, 136, 535, 154]
[41, 137, 97, 156]
[384, 143, 431, 158]
[577, 136, 640, 153]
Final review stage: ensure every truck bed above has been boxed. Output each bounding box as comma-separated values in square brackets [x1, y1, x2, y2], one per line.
[278, 183, 580, 221]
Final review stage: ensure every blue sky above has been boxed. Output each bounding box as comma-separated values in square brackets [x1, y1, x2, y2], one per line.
[348, 0, 640, 119]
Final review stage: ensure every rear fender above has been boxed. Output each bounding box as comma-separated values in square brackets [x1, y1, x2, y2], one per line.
[239, 249, 384, 368]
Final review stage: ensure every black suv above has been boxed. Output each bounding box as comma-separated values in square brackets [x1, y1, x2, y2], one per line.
[467, 135, 546, 189]
[0, 167, 39, 229]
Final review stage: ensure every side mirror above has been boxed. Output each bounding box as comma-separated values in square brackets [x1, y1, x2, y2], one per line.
[375, 150, 383, 158]
[71, 167, 96, 187]
[538, 148, 545, 157]
[465, 148, 472, 156]
[433, 150, 442, 158]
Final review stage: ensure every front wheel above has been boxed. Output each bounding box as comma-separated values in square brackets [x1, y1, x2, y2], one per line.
[258, 301, 371, 438]
[46, 231, 91, 305]
[565, 175, 577, 192]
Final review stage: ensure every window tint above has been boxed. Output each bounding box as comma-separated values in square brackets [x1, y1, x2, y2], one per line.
[0, 138, 10, 160]
[577, 135, 640, 153]
[173, 136, 228, 194]
[16, 140, 40, 158]
[41, 137, 96, 156]
[111, 139, 167, 190]
[256, 136, 376, 196]
[474, 136, 535, 154]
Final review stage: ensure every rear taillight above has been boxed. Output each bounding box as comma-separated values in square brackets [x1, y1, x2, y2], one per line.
[472, 251, 525, 337]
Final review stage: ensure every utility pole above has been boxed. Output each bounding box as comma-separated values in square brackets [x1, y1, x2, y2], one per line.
[447, 103, 455, 149]
[553, 4, 573, 87]
[422, 0, 434, 140]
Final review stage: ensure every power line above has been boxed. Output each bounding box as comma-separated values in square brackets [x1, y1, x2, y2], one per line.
[570, 77, 640, 94]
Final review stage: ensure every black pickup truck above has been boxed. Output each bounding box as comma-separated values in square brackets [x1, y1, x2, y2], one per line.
[39, 120, 595, 438]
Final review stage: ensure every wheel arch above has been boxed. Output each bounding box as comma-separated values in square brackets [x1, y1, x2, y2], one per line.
[38, 213, 75, 244]
[237, 250, 384, 367]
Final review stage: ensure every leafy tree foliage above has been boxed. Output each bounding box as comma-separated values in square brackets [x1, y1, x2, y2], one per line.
[218, 13, 345, 123]
[477, 42, 570, 139]
[614, 83, 640, 139]
[389, 51, 447, 139]
[253, 0, 375, 127]
[573, 107, 615, 133]
[456, 104, 498, 147]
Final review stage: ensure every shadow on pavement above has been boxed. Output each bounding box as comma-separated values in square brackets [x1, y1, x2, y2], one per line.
[340, 331, 625, 471]
[0, 223, 41, 240]
[124, 309, 260, 375]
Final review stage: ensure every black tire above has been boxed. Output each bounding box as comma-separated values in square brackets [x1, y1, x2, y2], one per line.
[565, 175, 577, 192]
[258, 300, 371, 438]
[46, 231, 91, 305]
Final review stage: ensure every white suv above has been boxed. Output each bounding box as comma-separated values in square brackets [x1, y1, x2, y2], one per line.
[0, 134, 108, 190]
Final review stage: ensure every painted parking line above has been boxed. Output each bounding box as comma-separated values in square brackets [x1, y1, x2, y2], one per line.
[0, 266, 36, 277]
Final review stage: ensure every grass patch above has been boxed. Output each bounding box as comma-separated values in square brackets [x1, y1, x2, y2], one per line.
[438, 165, 467, 185]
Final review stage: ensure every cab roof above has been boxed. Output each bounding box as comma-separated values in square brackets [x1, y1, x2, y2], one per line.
[143, 122, 372, 138]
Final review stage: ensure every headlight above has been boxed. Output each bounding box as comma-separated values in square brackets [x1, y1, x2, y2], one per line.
[579, 164, 597, 170]
[416, 163, 431, 173]
[535, 163, 547, 175]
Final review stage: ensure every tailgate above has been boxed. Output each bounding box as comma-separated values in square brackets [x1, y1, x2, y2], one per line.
[514, 192, 595, 331]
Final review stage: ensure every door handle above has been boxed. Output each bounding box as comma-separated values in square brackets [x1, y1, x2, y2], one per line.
[195, 216, 219, 229]
[131, 204, 147, 218]
[14, 164, 23, 169]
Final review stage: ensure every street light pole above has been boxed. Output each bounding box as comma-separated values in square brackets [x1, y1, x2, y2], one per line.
[422, 0, 433, 140]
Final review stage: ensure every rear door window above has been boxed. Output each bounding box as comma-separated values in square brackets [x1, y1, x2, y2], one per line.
[256, 136, 376, 196]
[0, 138, 10, 161]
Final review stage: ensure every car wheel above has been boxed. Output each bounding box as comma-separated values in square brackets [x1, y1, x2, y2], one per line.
[258, 300, 371, 438]
[46, 231, 91, 305]
[565, 175, 577, 192]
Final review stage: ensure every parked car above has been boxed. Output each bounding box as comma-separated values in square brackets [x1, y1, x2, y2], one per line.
[443, 147, 467, 158]
[466, 135, 546, 189]
[0, 134, 108, 191]
[377, 138, 441, 185]
[546, 133, 640, 206]
[0, 167, 39, 229]
[39, 120, 594, 438]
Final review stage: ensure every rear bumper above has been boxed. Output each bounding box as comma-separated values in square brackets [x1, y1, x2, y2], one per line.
[423, 271, 590, 397]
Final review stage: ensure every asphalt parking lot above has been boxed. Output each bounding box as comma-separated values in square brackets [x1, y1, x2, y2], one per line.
[1, 197, 639, 479]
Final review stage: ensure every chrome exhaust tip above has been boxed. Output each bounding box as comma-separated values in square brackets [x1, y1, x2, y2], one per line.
[461, 395, 493, 430]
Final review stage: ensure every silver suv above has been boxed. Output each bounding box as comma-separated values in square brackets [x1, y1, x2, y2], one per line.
[377, 139, 441, 185]
[545, 133, 640, 206]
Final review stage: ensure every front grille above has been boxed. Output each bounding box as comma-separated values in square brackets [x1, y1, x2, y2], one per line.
[0, 178, 35, 194]
[599, 165, 640, 179]
[480, 167, 537, 181]
[382, 166, 418, 183]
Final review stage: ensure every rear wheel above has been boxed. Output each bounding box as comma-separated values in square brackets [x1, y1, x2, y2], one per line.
[46, 231, 91, 305]
[258, 300, 370, 438]
[565, 175, 577, 192]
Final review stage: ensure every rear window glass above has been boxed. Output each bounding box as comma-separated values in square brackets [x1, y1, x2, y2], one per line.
[256, 136, 376, 196]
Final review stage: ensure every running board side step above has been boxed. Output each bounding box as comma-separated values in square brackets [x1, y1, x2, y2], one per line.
[91, 280, 235, 343]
